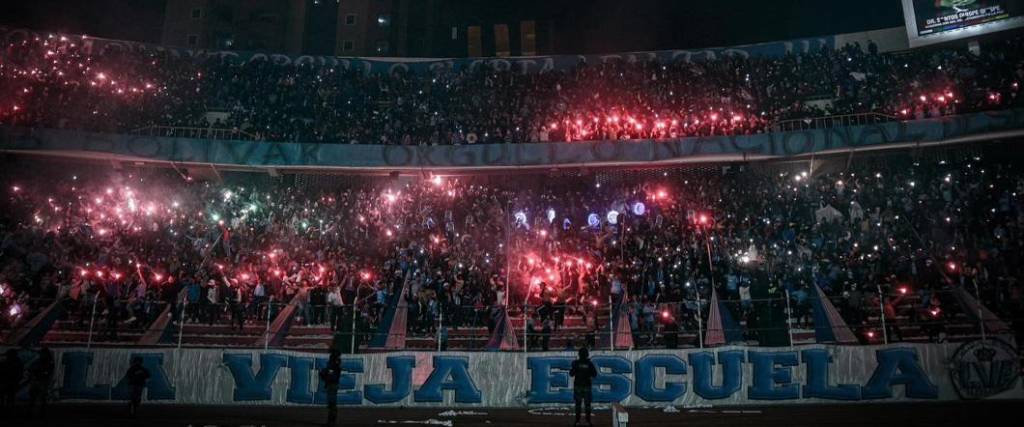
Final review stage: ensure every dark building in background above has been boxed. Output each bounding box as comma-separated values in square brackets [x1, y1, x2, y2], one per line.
[156, 0, 903, 58]
[161, 0, 313, 53]
[159, 0, 561, 57]
[335, 0, 560, 57]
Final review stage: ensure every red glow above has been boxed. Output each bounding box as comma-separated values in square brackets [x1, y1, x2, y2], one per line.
[661, 311, 670, 319]
[867, 331, 875, 338]
[899, 287, 908, 295]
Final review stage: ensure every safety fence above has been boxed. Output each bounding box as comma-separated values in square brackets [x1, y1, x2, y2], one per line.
[129, 125, 259, 141]
[4, 285, 1012, 353]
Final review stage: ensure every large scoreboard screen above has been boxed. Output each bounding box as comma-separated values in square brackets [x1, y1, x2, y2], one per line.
[902, 0, 1024, 47]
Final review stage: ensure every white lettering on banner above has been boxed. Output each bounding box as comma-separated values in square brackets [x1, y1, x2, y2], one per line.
[39, 340, 1022, 407]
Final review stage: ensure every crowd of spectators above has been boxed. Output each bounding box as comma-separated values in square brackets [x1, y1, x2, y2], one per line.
[1, 30, 1022, 145]
[1, 146, 1022, 349]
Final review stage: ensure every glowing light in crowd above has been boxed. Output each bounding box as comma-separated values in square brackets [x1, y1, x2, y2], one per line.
[514, 211, 528, 226]
[899, 287, 908, 295]
[547, 208, 556, 223]
[432, 175, 442, 186]
[632, 202, 646, 216]
[606, 210, 619, 225]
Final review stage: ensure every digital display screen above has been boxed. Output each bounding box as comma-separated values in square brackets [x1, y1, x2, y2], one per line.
[903, 0, 1024, 47]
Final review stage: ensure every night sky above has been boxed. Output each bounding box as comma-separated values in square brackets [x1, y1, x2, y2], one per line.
[0, 0, 905, 53]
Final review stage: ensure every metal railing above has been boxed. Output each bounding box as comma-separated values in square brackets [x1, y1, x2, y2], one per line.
[129, 125, 260, 141]
[24, 285, 1015, 352]
[773, 112, 898, 132]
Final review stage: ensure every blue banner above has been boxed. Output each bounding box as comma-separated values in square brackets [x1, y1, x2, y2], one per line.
[8, 339, 1019, 407]
[2, 110, 1023, 170]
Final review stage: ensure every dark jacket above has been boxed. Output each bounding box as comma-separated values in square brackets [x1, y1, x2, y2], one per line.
[319, 361, 342, 388]
[126, 365, 151, 387]
[569, 358, 598, 389]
